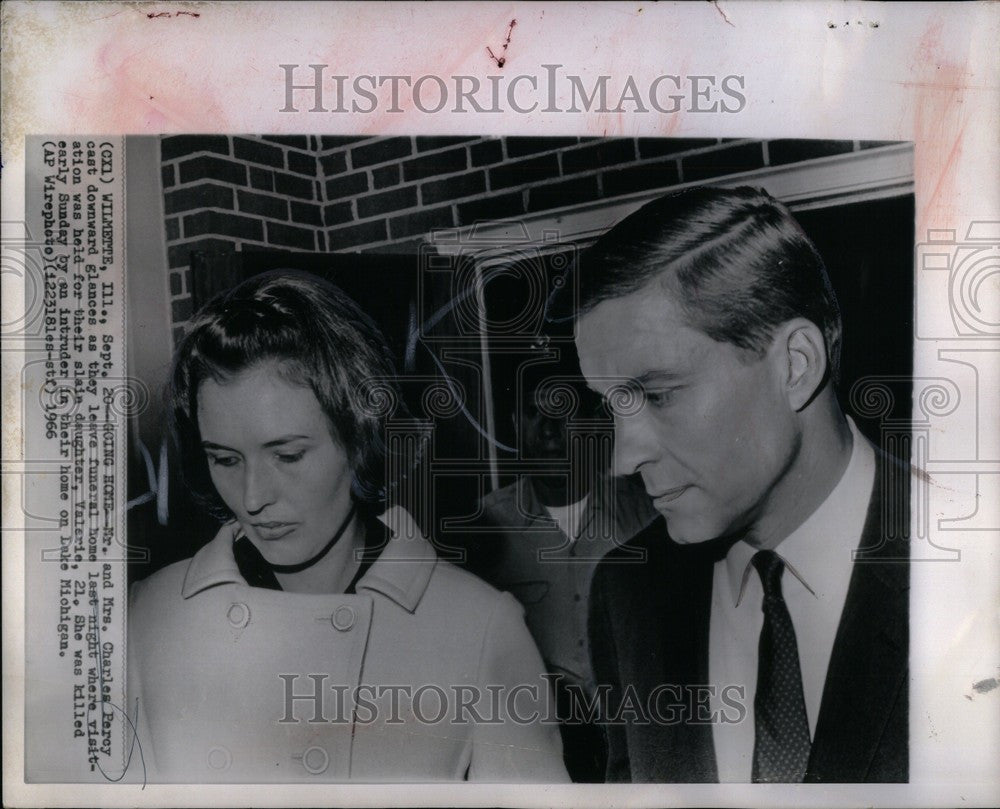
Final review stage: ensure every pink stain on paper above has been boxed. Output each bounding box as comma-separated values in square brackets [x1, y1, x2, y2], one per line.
[57, 15, 228, 133]
[909, 20, 974, 234]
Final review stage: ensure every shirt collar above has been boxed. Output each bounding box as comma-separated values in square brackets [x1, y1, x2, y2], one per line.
[726, 417, 877, 607]
[181, 505, 437, 613]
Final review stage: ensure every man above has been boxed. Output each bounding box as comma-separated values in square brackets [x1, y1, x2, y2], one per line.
[475, 352, 658, 781]
[568, 186, 909, 783]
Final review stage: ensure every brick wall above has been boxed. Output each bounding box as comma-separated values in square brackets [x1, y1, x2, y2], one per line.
[162, 134, 893, 340]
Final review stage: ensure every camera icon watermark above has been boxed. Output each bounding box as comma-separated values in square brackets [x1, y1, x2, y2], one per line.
[418, 220, 578, 344]
[1, 220, 48, 342]
[916, 221, 1000, 340]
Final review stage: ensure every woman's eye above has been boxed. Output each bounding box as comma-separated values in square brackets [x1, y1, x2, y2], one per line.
[207, 455, 239, 468]
[276, 450, 305, 464]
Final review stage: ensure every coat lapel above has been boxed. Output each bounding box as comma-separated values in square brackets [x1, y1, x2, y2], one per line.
[658, 542, 718, 782]
[806, 452, 910, 782]
[619, 529, 719, 782]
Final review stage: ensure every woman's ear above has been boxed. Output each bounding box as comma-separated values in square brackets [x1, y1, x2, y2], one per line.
[776, 318, 829, 411]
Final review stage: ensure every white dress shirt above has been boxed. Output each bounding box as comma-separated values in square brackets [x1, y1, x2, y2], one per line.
[709, 417, 876, 782]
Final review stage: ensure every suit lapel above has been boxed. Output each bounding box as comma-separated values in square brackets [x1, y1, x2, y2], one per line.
[666, 546, 718, 782]
[638, 537, 719, 782]
[806, 452, 910, 782]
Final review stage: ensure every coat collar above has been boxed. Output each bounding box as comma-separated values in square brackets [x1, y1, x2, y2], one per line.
[180, 505, 437, 613]
[805, 448, 910, 782]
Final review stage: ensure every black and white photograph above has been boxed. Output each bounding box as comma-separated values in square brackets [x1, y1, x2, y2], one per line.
[52, 133, 918, 783]
[3, 3, 998, 807]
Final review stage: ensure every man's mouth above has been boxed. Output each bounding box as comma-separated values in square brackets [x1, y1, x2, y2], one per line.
[652, 486, 689, 508]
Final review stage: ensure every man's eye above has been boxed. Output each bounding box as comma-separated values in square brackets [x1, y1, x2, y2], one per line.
[602, 384, 644, 417]
[276, 450, 305, 464]
[207, 455, 239, 468]
[644, 389, 675, 408]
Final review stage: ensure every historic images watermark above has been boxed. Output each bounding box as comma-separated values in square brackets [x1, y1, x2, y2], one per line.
[278, 673, 748, 727]
[279, 65, 747, 115]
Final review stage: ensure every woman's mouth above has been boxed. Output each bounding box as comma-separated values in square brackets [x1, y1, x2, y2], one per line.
[251, 522, 298, 541]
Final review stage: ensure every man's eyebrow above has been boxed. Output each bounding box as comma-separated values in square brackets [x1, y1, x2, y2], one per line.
[589, 371, 681, 400]
[633, 370, 683, 386]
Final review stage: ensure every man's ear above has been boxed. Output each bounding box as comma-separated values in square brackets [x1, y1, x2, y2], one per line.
[775, 318, 828, 411]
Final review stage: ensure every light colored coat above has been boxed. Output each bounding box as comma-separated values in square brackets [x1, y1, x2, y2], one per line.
[128, 507, 568, 783]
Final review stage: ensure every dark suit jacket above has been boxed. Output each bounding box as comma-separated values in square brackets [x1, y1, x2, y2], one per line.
[588, 449, 910, 783]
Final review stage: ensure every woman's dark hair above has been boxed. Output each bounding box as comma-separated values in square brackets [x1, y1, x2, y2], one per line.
[169, 270, 406, 521]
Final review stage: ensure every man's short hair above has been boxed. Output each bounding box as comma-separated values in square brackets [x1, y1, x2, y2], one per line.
[576, 186, 843, 381]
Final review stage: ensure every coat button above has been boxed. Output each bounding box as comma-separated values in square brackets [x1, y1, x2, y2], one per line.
[302, 745, 329, 774]
[331, 605, 355, 631]
[207, 746, 232, 770]
[227, 602, 250, 628]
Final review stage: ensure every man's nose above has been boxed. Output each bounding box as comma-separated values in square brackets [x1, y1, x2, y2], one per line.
[613, 411, 657, 476]
[242, 462, 276, 515]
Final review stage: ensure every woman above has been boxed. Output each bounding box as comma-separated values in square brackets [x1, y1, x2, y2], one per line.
[128, 271, 568, 782]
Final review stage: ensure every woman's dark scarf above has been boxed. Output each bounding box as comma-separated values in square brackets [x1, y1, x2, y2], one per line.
[232, 504, 385, 593]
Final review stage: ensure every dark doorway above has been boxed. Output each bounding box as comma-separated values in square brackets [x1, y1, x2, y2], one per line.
[794, 194, 915, 453]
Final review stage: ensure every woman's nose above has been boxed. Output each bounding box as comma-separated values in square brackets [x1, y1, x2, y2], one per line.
[242, 463, 276, 515]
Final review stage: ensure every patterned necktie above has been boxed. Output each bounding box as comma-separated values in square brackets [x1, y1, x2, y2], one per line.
[751, 549, 811, 783]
